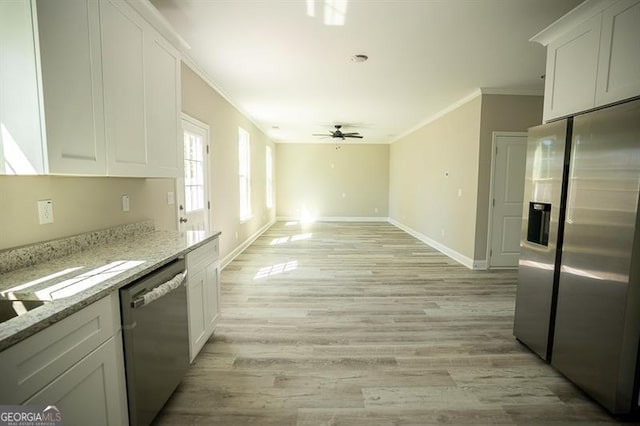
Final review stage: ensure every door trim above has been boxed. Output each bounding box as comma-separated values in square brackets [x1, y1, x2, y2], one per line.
[486, 131, 528, 269]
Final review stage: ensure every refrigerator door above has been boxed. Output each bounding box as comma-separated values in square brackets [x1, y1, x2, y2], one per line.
[552, 99, 640, 414]
[513, 120, 569, 360]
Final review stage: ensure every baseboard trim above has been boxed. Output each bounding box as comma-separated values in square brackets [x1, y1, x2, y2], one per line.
[221, 219, 276, 270]
[387, 218, 485, 270]
[276, 216, 390, 222]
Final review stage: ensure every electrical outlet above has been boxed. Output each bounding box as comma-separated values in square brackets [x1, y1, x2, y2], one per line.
[441, 228, 445, 237]
[37, 199, 54, 224]
[122, 195, 130, 212]
[458, 188, 462, 197]
[374, 207, 379, 213]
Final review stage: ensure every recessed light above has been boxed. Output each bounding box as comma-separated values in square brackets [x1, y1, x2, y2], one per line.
[350, 54, 368, 63]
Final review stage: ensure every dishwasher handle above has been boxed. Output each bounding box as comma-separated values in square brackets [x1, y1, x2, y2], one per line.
[132, 270, 188, 309]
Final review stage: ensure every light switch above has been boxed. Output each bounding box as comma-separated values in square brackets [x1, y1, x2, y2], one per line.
[122, 195, 130, 212]
[37, 199, 54, 224]
[167, 192, 175, 205]
[458, 188, 462, 197]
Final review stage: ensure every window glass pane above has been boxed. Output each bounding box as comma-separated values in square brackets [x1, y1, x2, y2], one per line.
[238, 127, 251, 220]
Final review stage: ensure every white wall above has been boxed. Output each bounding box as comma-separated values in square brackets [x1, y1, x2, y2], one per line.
[389, 93, 543, 266]
[389, 96, 482, 261]
[0, 175, 176, 250]
[181, 63, 276, 262]
[276, 143, 389, 219]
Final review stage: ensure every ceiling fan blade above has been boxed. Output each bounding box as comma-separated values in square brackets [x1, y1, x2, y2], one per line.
[312, 133, 331, 136]
[344, 135, 363, 138]
[341, 132, 361, 136]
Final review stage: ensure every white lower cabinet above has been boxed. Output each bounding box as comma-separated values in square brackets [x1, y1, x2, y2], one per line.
[0, 293, 128, 426]
[186, 238, 220, 362]
[25, 336, 128, 426]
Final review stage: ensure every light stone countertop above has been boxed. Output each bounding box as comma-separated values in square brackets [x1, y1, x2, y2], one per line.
[0, 229, 221, 352]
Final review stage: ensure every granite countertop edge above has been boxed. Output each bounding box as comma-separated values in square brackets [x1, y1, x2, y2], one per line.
[0, 229, 221, 352]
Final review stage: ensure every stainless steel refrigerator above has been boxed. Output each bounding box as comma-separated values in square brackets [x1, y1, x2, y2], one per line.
[514, 98, 640, 416]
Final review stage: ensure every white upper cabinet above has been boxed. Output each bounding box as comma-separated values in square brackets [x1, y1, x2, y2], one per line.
[144, 33, 181, 177]
[101, 0, 148, 176]
[37, 0, 106, 175]
[101, 0, 182, 177]
[595, 0, 640, 106]
[534, 0, 640, 121]
[542, 14, 602, 122]
[0, 0, 46, 174]
[0, 0, 182, 177]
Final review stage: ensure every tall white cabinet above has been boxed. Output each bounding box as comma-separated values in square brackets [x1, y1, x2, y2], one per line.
[534, 0, 640, 122]
[0, 0, 182, 177]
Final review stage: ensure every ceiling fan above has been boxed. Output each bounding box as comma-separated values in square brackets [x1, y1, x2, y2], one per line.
[313, 125, 363, 140]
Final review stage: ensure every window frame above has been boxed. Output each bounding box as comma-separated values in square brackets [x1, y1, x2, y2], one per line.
[266, 145, 273, 209]
[238, 127, 252, 222]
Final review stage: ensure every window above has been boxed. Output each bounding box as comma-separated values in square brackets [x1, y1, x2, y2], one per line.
[184, 130, 205, 213]
[266, 145, 273, 209]
[238, 128, 251, 221]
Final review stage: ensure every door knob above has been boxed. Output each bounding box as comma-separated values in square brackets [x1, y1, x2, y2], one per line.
[179, 217, 188, 223]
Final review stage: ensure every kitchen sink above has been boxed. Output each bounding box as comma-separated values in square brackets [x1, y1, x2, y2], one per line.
[0, 299, 50, 323]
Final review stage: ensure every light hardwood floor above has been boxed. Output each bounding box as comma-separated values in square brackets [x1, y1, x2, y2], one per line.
[155, 221, 626, 425]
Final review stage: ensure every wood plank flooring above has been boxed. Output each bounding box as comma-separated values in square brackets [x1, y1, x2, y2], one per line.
[155, 221, 624, 425]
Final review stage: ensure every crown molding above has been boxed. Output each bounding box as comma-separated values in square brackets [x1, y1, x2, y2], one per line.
[390, 87, 544, 144]
[180, 53, 273, 140]
[530, 0, 611, 46]
[125, 0, 191, 51]
[389, 89, 482, 144]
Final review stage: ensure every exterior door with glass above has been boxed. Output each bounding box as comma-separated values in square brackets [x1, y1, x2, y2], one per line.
[179, 115, 210, 232]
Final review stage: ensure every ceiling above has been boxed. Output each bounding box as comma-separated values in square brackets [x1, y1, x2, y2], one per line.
[151, 0, 583, 144]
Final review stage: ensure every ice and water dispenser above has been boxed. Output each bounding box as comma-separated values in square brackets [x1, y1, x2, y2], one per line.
[527, 202, 551, 246]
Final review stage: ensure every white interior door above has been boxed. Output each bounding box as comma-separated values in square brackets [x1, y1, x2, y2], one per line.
[489, 132, 527, 268]
[178, 115, 210, 232]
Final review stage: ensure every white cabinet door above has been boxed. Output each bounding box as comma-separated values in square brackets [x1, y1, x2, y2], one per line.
[205, 260, 221, 333]
[37, 0, 106, 175]
[101, 0, 148, 177]
[0, 0, 46, 175]
[595, 0, 640, 106]
[543, 14, 602, 121]
[187, 267, 208, 362]
[145, 33, 181, 177]
[25, 336, 129, 426]
[186, 239, 220, 362]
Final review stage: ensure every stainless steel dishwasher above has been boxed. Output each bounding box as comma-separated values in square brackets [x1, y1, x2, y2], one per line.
[120, 258, 189, 426]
